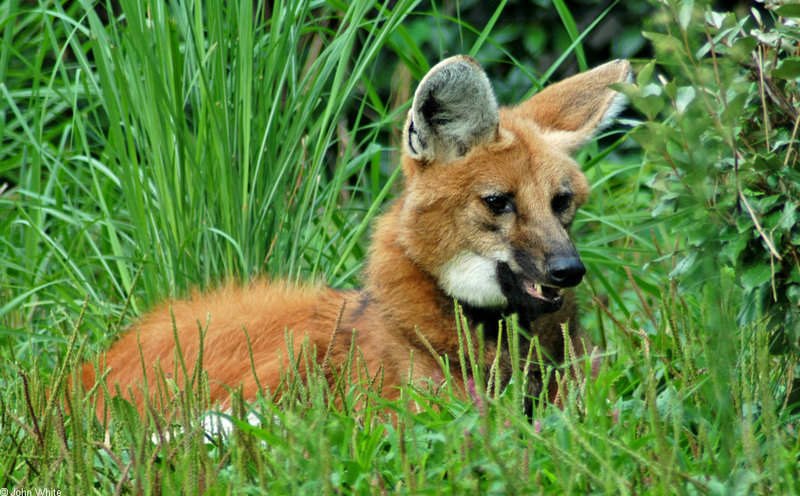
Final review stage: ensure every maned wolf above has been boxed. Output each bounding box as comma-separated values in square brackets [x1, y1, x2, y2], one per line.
[82, 56, 631, 415]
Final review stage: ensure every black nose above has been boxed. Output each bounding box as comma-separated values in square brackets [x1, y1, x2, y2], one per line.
[546, 257, 586, 287]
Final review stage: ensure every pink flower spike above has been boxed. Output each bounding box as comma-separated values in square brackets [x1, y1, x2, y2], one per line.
[467, 376, 484, 412]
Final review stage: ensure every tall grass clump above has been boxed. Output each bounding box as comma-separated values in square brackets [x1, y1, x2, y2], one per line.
[1, 0, 424, 356]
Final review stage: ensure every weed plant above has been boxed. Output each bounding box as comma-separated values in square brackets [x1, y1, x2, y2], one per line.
[1, 0, 798, 494]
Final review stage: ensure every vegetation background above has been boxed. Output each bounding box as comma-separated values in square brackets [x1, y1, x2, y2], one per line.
[1, 0, 798, 493]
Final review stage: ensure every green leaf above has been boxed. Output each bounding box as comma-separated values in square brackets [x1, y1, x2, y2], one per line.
[774, 58, 800, 80]
[705, 11, 726, 29]
[740, 263, 773, 291]
[633, 87, 666, 120]
[642, 31, 683, 53]
[776, 4, 800, 18]
[787, 284, 800, 305]
[736, 214, 754, 234]
[669, 251, 698, 279]
[637, 60, 656, 87]
[721, 236, 748, 266]
[779, 202, 799, 231]
[791, 226, 800, 245]
[675, 86, 695, 114]
[752, 153, 783, 172]
[631, 122, 673, 150]
[678, 0, 695, 30]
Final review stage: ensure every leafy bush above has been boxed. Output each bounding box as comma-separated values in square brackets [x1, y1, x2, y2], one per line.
[624, 0, 800, 354]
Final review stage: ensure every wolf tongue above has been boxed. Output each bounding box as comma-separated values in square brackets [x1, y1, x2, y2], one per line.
[523, 280, 546, 300]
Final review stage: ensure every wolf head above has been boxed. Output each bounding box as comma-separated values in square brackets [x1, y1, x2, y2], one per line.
[398, 56, 631, 319]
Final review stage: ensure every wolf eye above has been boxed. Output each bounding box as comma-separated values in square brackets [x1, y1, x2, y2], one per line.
[483, 194, 513, 214]
[551, 192, 573, 214]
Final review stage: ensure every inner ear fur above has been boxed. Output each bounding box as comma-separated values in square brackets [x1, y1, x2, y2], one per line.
[403, 56, 499, 164]
[515, 59, 632, 152]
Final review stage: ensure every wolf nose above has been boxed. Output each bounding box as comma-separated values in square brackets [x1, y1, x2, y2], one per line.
[547, 257, 586, 287]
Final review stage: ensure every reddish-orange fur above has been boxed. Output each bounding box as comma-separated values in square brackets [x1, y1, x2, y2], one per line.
[81, 57, 631, 415]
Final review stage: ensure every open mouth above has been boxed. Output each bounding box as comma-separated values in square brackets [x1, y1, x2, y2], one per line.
[523, 280, 565, 305]
[494, 262, 571, 318]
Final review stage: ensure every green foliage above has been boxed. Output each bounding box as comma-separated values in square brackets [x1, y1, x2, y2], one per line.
[623, 0, 800, 353]
[4, 288, 799, 494]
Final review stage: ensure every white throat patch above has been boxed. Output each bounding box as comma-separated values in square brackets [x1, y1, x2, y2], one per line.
[439, 251, 508, 308]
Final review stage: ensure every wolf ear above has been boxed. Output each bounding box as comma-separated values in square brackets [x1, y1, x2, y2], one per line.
[403, 56, 499, 164]
[516, 60, 632, 153]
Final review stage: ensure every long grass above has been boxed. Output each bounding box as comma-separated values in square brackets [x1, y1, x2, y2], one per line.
[1, 0, 798, 494]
